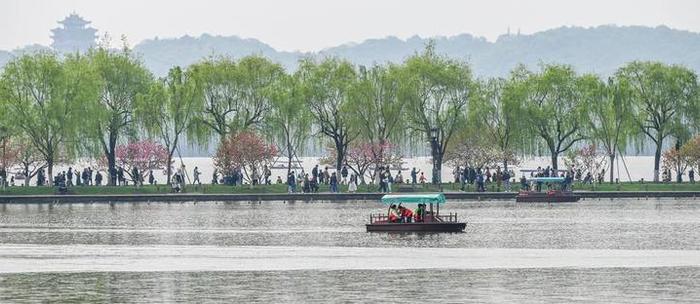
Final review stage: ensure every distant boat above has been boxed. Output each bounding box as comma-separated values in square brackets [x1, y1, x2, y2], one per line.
[516, 177, 580, 203]
[270, 158, 305, 170]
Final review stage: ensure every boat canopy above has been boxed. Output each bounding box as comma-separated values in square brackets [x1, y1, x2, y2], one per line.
[381, 193, 446, 205]
[527, 177, 566, 183]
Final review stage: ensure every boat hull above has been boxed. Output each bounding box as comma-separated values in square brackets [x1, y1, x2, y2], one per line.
[366, 222, 466, 232]
[516, 193, 580, 203]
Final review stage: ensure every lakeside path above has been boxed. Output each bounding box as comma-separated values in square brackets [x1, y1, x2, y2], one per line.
[2, 191, 700, 204]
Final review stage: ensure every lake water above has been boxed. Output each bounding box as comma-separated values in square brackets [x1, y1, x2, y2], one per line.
[1, 199, 699, 303]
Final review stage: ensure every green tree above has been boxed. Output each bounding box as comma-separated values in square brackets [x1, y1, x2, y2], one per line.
[85, 47, 153, 185]
[0, 52, 98, 184]
[136, 66, 202, 184]
[469, 77, 522, 170]
[349, 64, 406, 174]
[518, 64, 587, 170]
[581, 76, 633, 183]
[190, 55, 285, 139]
[616, 61, 699, 182]
[403, 44, 472, 183]
[298, 58, 358, 170]
[266, 74, 311, 176]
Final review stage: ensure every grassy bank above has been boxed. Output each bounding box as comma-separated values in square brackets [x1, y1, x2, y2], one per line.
[1, 182, 700, 196]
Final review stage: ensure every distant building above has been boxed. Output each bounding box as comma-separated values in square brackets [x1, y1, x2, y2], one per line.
[50, 13, 97, 53]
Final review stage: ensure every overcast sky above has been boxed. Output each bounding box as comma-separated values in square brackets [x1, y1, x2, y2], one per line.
[2, 0, 699, 52]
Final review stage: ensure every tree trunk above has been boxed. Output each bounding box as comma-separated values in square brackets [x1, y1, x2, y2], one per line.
[107, 150, 116, 186]
[335, 140, 345, 172]
[550, 152, 559, 171]
[47, 159, 53, 185]
[432, 151, 443, 184]
[653, 141, 662, 183]
[609, 153, 615, 184]
[107, 133, 118, 186]
[166, 151, 174, 185]
[23, 164, 30, 187]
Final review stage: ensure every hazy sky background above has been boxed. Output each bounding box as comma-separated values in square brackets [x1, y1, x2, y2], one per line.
[2, 0, 699, 51]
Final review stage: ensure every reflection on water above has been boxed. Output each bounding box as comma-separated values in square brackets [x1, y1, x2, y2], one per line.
[1, 199, 699, 302]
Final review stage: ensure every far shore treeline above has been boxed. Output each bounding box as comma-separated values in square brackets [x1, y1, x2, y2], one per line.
[0, 42, 699, 187]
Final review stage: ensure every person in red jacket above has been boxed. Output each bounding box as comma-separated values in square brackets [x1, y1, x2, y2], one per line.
[398, 205, 414, 223]
[388, 204, 400, 223]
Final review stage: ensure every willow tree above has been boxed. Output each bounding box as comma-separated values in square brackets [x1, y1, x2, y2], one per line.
[0, 52, 98, 184]
[136, 66, 202, 184]
[616, 61, 699, 182]
[582, 76, 633, 183]
[519, 64, 587, 170]
[266, 74, 311, 175]
[298, 57, 358, 170]
[85, 47, 153, 185]
[403, 45, 472, 184]
[469, 77, 522, 171]
[349, 64, 405, 174]
[190, 55, 285, 139]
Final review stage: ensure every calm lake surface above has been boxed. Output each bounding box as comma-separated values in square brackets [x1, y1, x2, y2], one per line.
[1, 199, 699, 303]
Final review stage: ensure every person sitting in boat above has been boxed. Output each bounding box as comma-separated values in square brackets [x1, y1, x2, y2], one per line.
[413, 203, 426, 222]
[388, 204, 400, 223]
[398, 205, 413, 223]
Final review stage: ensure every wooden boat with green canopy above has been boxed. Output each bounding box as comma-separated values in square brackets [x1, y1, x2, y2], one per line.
[366, 193, 466, 232]
[516, 177, 580, 203]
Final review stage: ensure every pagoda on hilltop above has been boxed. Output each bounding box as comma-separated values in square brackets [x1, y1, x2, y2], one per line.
[50, 13, 97, 53]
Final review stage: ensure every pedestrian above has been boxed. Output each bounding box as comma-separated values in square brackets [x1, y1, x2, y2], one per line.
[330, 172, 338, 193]
[193, 166, 201, 185]
[690, 168, 695, 184]
[148, 170, 155, 185]
[287, 171, 296, 193]
[348, 174, 358, 193]
[411, 167, 418, 185]
[95, 171, 103, 186]
[341, 165, 349, 185]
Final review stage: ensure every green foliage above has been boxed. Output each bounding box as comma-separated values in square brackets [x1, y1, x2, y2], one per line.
[266, 74, 311, 174]
[136, 66, 202, 183]
[83, 47, 153, 185]
[297, 57, 358, 170]
[616, 61, 699, 181]
[189, 55, 285, 139]
[0, 52, 99, 181]
[468, 77, 523, 169]
[403, 43, 473, 181]
[517, 64, 588, 169]
[349, 64, 406, 145]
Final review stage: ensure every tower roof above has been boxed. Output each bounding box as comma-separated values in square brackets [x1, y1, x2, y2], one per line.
[58, 13, 91, 27]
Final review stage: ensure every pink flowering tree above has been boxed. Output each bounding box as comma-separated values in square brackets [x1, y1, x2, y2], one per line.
[213, 131, 278, 183]
[101, 140, 169, 183]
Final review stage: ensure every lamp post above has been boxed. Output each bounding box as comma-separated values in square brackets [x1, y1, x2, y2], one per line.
[430, 127, 439, 185]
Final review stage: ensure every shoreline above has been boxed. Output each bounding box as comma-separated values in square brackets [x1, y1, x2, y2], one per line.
[1, 191, 700, 204]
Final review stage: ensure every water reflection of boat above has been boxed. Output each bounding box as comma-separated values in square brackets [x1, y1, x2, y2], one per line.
[516, 177, 580, 203]
[366, 194, 466, 232]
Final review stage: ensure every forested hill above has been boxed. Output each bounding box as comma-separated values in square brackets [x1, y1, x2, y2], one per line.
[1, 25, 700, 77]
[134, 25, 700, 77]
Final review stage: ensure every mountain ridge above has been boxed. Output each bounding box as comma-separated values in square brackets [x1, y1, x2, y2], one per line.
[1, 25, 699, 77]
